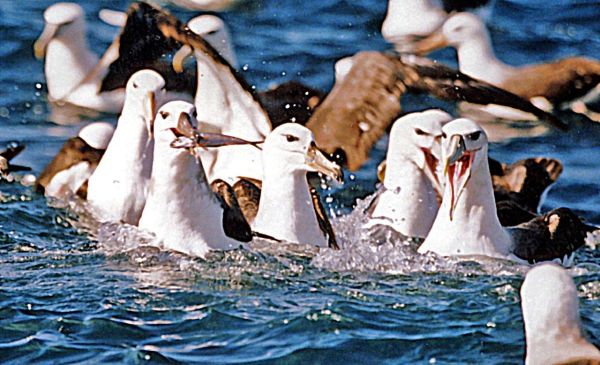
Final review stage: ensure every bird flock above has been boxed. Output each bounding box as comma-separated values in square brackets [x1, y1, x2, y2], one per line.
[1, 0, 599, 363]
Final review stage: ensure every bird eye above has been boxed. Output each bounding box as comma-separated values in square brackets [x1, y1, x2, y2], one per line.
[285, 135, 299, 142]
[192, 110, 197, 118]
[467, 131, 481, 141]
[159, 111, 170, 119]
[207, 30, 218, 35]
[441, 132, 447, 139]
[415, 128, 428, 136]
[133, 83, 138, 89]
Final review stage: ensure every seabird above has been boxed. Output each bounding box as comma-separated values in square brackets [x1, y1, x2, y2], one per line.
[306, 51, 566, 171]
[413, 12, 600, 119]
[138, 100, 253, 258]
[34, 2, 124, 114]
[250, 124, 342, 248]
[0, 142, 31, 178]
[381, 0, 494, 53]
[87, 70, 165, 225]
[34, 2, 195, 120]
[363, 110, 451, 239]
[521, 263, 600, 365]
[37, 122, 114, 199]
[185, 14, 237, 68]
[418, 118, 594, 263]
[378, 154, 563, 227]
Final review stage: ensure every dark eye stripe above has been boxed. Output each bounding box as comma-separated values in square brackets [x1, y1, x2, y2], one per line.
[285, 134, 299, 142]
[160, 111, 170, 119]
[415, 128, 428, 136]
[467, 131, 481, 141]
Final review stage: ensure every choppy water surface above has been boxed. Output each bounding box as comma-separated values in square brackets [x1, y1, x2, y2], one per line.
[1, 0, 600, 363]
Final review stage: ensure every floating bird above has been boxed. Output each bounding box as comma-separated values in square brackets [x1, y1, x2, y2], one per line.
[413, 12, 600, 119]
[37, 122, 114, 199]
[306, 51, 567, 171]
[34, 2, 195, 119]
[0, 142, 31, 178]
[363, 110, 451, 240]
[381, 0, 495, 53]
[87, 70, 165, 225]
[138, 101, 253, 258]
[34, 2, 124, 114]
[249, 124, 342, 248]
[521, 263, 600, 365]
[418, 118, 594, 264]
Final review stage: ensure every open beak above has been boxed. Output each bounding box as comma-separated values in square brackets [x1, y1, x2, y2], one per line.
[144, 92, 156, 139]
[172, 45, 193, 74]
[34, 23, 60, 59]
[421, 148, 443, 197]
[443, 135, 474, 221]
[306, 142, 343, 183]
[413, 31, 449, 56]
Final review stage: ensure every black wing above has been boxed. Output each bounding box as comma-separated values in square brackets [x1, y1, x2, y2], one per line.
[210, 179, 253, 242]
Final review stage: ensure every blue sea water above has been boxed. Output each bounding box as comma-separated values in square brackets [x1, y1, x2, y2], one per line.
[1, 0, 600, 364]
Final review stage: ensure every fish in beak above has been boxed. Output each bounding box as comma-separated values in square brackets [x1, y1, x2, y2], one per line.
[413, 31, 449, 56]
[144, 91, 157, 139]
[34, 23, 60, 59]
[172, 45, 194, 74]
[170, 114, 264, 150]
[443, 134, 474, 220]
[306, 142, 343, 183]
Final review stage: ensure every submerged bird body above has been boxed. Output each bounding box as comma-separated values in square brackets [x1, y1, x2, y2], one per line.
[419, 119, 592, 263]
[87, 70, 164, 225]
[252, 124, 342, 248]
[364, 110, 451, 239]
[521, 264, 600, 365]
[138, 101, 248, 257]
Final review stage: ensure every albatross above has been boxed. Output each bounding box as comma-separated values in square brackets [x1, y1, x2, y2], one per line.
[413, 12, 600, 119]
[87, 70, 165, 225]
[37, 122, 114, 199]
[34, 2, 195, 118]
[381, 0, 495, 53]
[418, 118, 595, 263]
[521, 263, 600, 365]
[138, 100, 253, 258]
[363, 110, 451, 239]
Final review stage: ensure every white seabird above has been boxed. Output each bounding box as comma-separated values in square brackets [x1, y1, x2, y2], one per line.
[521, 263, 600, 365]
[172, 18, 270, 184]
[34, 2, 123, 114]
[381, 0, 495, 53]
[186, 14, 237, 69]
[37, 122, 114, 199]
[138, 100, 252, 258]
[363, 110, 451, 239]
[251, 124, 342, 248]
[419, 118, 593, 263]
[413, 12, 600, 119]
[87, 70, 165, 225]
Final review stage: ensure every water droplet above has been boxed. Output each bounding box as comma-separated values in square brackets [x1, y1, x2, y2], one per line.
[242, 64, 249, 71]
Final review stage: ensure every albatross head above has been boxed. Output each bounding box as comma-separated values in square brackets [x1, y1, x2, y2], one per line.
[521, 263, 600, 364]
[264, 124, 343, 183]
[124, 70, 166, 139]
[187, 15, 237, 68]
[34, 2, 85, 59]
[413, 12, 486, 54]
[386, 109, 452, 194]
[441, 118, 488, 220]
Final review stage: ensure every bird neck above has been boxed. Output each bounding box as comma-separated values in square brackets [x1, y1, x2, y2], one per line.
[44, 23, 98, 100]
[254, 168, 326, 247]
[193, 52, 270, 140]
[421, 156, 512, 258]
[456, 33, 510, 85]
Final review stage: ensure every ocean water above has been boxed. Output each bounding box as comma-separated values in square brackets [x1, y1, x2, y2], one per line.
[1, 0, 600, 364]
